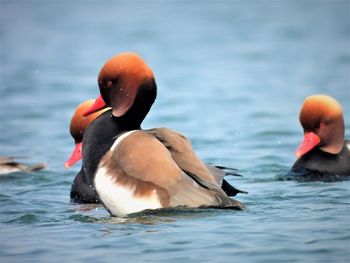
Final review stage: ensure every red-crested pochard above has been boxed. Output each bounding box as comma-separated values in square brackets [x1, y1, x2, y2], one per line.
[65, 100, 109, 203]
[82, 52, 245, 216]
[291, 95, 350, 180]
[67, 101, 245, 204]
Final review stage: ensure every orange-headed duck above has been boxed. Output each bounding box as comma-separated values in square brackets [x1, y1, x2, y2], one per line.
[0, 156, 46, 175]
[290, 95, 350, 180]
[82, 52, 245, 215]
[65, 100, 109, 203]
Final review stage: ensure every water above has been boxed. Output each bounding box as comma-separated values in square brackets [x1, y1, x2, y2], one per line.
[1, 1, 350, 262]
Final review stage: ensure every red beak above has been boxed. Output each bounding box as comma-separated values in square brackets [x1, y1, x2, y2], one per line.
[295, 132, 321, 158]
[83, 95, 107, 117]
[64, 142, 82, 168]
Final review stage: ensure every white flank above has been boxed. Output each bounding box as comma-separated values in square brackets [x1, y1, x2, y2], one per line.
[95, 130, 161, 217]
[95, 167, 162, 216]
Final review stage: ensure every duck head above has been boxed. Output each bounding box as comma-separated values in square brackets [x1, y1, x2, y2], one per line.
[83, 52, 157, 126]
[295, 95, 345, 158]
[65, 100, 109, 168]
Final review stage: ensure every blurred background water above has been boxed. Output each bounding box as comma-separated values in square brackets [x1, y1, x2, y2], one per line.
[1, 1, 349, 262]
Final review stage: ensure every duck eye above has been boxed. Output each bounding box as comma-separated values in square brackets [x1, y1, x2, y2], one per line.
[314, 120, 321, 130]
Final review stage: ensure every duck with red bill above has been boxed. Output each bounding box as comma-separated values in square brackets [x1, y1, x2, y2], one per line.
[288, 95, 350, 180]
[65, 99, 110, 203]
[80, 52, 245, 216]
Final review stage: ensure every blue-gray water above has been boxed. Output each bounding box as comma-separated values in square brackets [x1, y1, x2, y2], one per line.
[1, 1, 350, 262]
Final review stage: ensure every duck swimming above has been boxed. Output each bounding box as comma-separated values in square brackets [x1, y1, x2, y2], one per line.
[289, 95, 350, 181]
[82, 52, 245, 216]
[0, 156, 46, 175]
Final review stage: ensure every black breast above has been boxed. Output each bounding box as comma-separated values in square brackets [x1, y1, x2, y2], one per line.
[70, 110, 119, 203]
[70, 169, 99, 203]
[82, 110, 128, 183]
[288, 141, 350, 181]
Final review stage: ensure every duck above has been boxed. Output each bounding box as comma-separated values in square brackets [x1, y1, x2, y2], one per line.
[66, 101, 245, 204]
[82, 52, 245, 216]
[0, 156, 46, 175]
[289, 95, 350, 181]
[64, 99, 109, 203]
